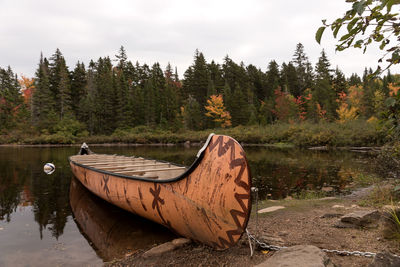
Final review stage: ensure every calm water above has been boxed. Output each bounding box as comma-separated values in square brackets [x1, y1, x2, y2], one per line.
[0, 145, 377, 266]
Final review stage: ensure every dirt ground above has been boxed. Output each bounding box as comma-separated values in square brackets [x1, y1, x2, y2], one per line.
[106, 190, 400, 267]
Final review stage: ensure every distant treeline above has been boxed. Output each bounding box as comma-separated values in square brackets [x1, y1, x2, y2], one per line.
[0, 43, 399, 141]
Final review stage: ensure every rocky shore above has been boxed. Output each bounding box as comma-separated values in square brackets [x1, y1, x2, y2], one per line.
[106, 185, 400, 267]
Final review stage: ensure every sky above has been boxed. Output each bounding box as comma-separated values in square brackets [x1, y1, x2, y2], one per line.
[1, 0, 399, 78]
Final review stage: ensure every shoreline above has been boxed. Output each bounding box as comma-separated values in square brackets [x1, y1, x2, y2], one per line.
[0, 142, 382, 151]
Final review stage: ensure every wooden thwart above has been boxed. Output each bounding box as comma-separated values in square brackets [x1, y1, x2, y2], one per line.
[114, 166, 186, 174]
[96, 163, 171, 170]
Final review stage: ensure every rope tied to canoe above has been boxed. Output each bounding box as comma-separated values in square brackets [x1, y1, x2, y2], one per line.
[246, 187, 400, 259]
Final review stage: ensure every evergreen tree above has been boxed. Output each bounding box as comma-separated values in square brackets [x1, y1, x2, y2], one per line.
[230, 85, 250, 126]
[333, 66, 347, 94]
[0, 66, 24, 131]
[48, 49, 72, 120]
[291, 43, 310, 96]
[280, 62, 299, 96]
[265, 60, 280, 100]
[183, 50, 209, 106]
[70, 62, 87, 119]
[32, 54, 57, 129]
[183, 95, 202, 130]
[312, 50, 337, 120]
[348, 73, 362, 86]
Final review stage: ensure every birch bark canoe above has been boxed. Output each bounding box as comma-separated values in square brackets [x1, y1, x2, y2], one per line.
[69, 134, 252, 249]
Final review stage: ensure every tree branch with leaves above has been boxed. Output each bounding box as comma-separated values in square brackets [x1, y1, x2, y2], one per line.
[316, 0, 400, 73]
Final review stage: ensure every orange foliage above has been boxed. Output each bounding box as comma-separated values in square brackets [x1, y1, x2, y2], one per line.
[205, 94, 231, 128]
[272, 89, 299, 122]
[388, 83, 400, 96]
[19, 75, 35, 104]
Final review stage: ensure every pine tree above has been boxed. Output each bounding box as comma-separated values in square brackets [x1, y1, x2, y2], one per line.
[333, 66, 347, 94]
[291, 43, 310, 96]
[70, 62, 87, 119]
[280, 62, 299, 96]
[32, 54, 57, 129]
[183, 95, 203, 130]
[265, 60, 280, 100]
[230, 85, 250, 126]
[183, 50, 209, 106]
[48, 49, 72, 120]
[313, 50, 337, 120]
[0, 66, 24, 131]
[348, 73, 362, 86]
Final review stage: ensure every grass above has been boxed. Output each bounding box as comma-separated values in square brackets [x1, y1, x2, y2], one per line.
[352, 173, 381, 187]
[382, 200, 400, 240]
[0, 120, 387, 146]
[292, 190, 328, 200]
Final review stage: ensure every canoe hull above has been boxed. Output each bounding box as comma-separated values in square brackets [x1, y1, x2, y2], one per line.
[69, 135, 251, 249]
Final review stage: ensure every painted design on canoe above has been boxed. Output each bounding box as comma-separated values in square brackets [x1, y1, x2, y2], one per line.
[69, 134, 251, 249]
[207, 135, 251, 248]
[138, 187, 147, 211]
[150, 183, 172, 229]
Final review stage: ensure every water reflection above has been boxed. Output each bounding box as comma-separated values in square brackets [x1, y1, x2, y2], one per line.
[248, 147, 376, 199]
[70, 177, 175, 261]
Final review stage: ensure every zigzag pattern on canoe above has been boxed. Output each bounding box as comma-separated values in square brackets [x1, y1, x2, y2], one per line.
[209, 136, 250, 249]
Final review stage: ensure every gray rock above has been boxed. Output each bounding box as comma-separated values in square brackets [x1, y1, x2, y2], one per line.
[332, 205, 345, 209]
[255, 245, 335, 267]
[142, 242, 176, 258]
[259, 233, 285, 246]
[321, 186, 334, 192]
[172, 238, 191, 247]
[341, 210, 380, 226]
[258, 206, 285, 214]
[369, 251, 400, 267]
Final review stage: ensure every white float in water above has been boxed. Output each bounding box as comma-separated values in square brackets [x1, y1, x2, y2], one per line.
[44, 163, 55, 174]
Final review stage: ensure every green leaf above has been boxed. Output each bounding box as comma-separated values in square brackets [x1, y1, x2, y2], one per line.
[316, 26, 326, 44]
[347, 17, 359, 32]
[380, 40, 387, 50]
[339, 32, 353, 41]
[353, 0, 366, 15]
[333, 24, 342, 38]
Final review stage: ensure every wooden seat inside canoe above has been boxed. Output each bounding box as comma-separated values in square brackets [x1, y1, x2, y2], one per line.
[69, 154, 187, 180]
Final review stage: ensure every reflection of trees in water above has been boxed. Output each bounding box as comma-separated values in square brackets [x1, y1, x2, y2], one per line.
[248, 147, 375, 200]
[0, 165, 26, 222]
[0, 147, 74, 239]
[31, 169, 71, 239]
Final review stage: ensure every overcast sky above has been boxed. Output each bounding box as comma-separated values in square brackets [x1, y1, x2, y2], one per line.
[1, 0, 399, 78]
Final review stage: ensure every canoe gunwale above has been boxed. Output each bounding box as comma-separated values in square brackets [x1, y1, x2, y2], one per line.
[68, 133, 214, 183]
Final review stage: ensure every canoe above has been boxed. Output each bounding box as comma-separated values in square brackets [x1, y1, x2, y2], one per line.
[69, 134, 252, 249]
[70, 177, 175, 261]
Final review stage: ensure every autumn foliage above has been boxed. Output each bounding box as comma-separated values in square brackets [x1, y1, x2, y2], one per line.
[19, 76, 35, 104]
[336, 91, 358, 123]
[205, 94, 231, 128]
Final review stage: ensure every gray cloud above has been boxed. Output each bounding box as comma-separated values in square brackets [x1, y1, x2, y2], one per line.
[1, 0, 399, 77]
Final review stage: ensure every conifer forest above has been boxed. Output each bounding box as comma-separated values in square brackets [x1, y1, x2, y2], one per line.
[1, 44, 400, 145]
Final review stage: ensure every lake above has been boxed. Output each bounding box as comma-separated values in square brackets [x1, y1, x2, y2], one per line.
[0, 145, 377, 266]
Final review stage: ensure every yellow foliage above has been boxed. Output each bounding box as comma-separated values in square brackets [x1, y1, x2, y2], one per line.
[347, 85, 363, 110]
[337, 105, 358, 123]
[336, 90, 358, 123]
[205, 95, 231, 128]
[367, 116, 378, 123]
